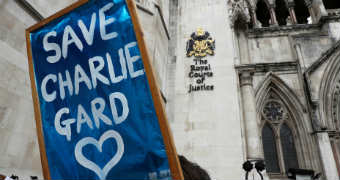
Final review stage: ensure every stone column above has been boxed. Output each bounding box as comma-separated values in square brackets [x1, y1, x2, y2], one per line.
[239, 71, 268, 180]
[330, 138, 340, 176]
[287, 2, 297, 24]
[240, 71, 263, 159]
[312, 104, 339, 180]
[269, 5, 278, 26]
[317, 132, 340, 180]
[251, 9, 261, 28]
[307, 3, 317, 23]
[311, 0, 328, 22]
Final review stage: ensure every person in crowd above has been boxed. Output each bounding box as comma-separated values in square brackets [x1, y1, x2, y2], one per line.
[178, 155, 211, 180]
[0, 174, 13, 180]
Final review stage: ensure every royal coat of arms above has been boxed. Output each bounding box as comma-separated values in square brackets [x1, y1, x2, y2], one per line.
[186, 28, 215, 58]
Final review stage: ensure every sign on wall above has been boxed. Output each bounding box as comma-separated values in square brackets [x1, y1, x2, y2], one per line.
[25, 0, 183, 179]
[186, 28, 215, 93]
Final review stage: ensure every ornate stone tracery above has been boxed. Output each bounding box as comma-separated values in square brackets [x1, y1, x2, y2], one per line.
[263, 99, 285, 122]
[331, 82, 340, 130]
[228, 0, 252, 27]
[255, 73, 321, 176]
[260, 90, 300, 174]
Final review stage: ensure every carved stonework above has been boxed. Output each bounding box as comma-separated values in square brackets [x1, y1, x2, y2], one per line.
[331, 80, 340, 130]
[263, 101, 284, 122]
[261, 92, 289, 124]
[228, 0, 251, 27]
[186, 28, 215, 58]
[239, 71, 254, 86]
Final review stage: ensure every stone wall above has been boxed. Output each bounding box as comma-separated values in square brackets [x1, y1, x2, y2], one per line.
[0, 0, 41, 178]
[234, 8, 340, 178]
[26, 0, 77, 17]
[248, 36, 295, 63]
[135, 0, 170, 93]
[169, 0, 244, 179]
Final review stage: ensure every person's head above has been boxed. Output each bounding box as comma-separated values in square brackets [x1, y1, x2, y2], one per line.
[178, 155, 211, 180]
[0, 174, 5, 180]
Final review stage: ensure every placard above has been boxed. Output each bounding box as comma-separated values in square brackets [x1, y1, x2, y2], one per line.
[25, 0, 183, 179]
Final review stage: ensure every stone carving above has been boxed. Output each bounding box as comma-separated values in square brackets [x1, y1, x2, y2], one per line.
[186, 28, 215, 58]
[261, 91, 289, 124]
[186, 28, 215, 93]
[263, 101, 284, 122]
[227, 0, 251, 27]
[331, 81, 340, 130]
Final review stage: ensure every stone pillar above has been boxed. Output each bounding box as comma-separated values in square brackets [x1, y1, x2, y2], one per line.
[286, 2, 297, 24]
[330, 138, 340, 176]
[251, 9, 261, 28]
[269, 5, 278, 26]
[239, 71, 268, 180]
[288, 8, 297, 24]
[311, 0, 328, 22]
[317, 132, 340, 180]
[240, 71, 263, 160]
[307, 3, 317, 23]
[288, 6, 297, 24]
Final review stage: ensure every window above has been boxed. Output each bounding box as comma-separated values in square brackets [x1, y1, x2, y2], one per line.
[261, 94, 299, 176]
[294, 0, 310, 24]
[275, 0, 289, 26]
[256, 0, 271, 27]
[262, 123, 280, 173]
[255, 0, 311, 27]
[323, 0, 340, 10]
[280, 123, 299, 171]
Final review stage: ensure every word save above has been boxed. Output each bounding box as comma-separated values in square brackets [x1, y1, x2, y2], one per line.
[40, 2, 144, 141]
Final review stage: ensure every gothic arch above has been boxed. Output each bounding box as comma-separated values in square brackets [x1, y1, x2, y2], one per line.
[319, 47, 340, 130]
[275, 0, 290, 25]
[255, 73, 305, 116]
[294, 0, 310, 24]
[256, 0, 271, 27]
[255, 73, 320, 173]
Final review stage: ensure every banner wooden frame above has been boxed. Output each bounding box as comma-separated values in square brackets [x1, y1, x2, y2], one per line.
[25, 0, 183, 179]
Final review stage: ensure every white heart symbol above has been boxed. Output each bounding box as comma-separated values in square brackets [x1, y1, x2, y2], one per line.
[75, 130, 124, 179]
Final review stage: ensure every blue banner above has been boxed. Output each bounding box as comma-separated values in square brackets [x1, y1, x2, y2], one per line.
[28, 0, 171, 179]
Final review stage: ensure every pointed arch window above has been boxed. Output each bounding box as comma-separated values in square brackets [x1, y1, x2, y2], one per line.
[262, 123, 280, 173]
[280, 123, 299, 170]
[261, 93, 299, 176]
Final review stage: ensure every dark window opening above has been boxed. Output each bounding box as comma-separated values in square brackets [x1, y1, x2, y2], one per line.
[280, 123, 299, 172]
[256, 0, 271, 27]
[294, 0, 310, 24]
[247, 15, 254, 29]
[323, 0, 340, 9]
[275, 0, 290, 26]
[262, 123, 281, 173]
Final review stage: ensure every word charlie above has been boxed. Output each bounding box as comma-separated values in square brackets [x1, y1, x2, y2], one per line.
[39, 2, 143, 141]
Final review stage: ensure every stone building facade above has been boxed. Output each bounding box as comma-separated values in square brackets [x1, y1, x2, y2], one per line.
[229, 0, 340, 179]
[0, 0, 340, 180]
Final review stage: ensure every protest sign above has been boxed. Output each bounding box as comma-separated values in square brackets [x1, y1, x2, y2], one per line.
[25, 0, 183, 179]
